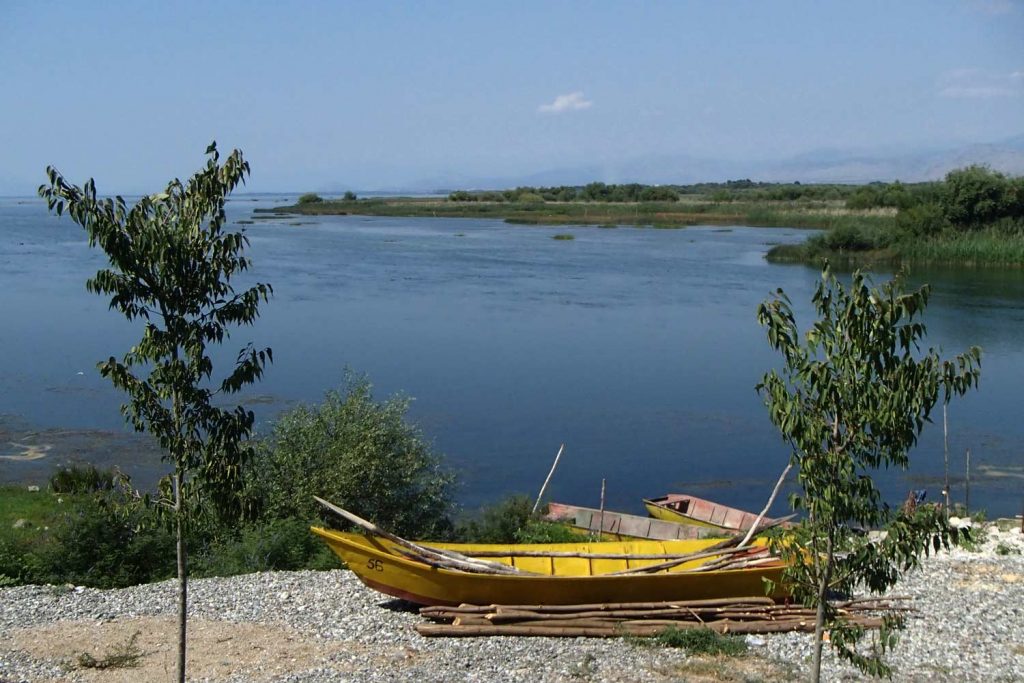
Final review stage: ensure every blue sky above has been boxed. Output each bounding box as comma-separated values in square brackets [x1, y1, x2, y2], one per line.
[1, 1, 1022, 193]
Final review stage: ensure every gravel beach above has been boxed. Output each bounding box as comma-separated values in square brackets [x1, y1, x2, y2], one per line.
[2, 524, 1022, 683]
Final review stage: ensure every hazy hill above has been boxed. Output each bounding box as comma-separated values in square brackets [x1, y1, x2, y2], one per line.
[398, 136, 1024, 193]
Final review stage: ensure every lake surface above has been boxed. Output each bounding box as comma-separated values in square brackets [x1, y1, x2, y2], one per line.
[2, 195, 1022, 517]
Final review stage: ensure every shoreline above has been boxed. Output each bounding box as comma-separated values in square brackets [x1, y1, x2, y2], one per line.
[2, 522, 1022, 682]
[265, 198, 1024, 269]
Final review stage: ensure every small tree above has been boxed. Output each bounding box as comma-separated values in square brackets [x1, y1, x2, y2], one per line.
[297, 192, 323, 204]
[757, 266, 980, 681]
[941, 165, 1011, 227]
[39, 143, 272, 683]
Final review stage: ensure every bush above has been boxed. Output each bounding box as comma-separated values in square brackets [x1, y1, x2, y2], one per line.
[193, 518, 341, 577]
[819, 224, 878, 251]
[246, 377, 457, 539]
[343, 191, 357, 201]
[639, 186, 679, 202]
[297, 193, 324, 204]
[455, 496, 580, 543]
[514, 519, 580, 543]
[49, 464, 117, 494]
[895, 203, 947, 238]
[941, 166, 1016, 227]
[456, 495, 534, 543]
[37, 493, 176, 587]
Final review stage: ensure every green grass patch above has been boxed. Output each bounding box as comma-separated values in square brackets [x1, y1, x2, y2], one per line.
[0, 485, 91, 537]
[649, 626, 748, 655]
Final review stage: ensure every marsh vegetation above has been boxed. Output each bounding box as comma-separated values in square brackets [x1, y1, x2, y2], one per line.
[276, 168, 1024, 266]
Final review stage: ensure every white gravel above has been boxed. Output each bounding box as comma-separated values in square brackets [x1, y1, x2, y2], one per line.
[2, 524, 1023, 682]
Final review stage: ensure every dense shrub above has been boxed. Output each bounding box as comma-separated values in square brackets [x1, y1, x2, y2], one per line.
[515, 519, 581, 543]
[245, 378, 457, 539]
[0, 536, 29, 584]
[456, 495, 533, 542]
[895, 203, 948, 238]
[38, 493, 176, 587]
[846, 182, 917, 210]
[638, 186, 679, 202]
[818, 224, 880, 251]
[297, 193, 324, 204]
[193, 518, 341, 577]
[49, 464, 117, 494]
[455, 496, 579, 543]
[940, 166, 1024, 228]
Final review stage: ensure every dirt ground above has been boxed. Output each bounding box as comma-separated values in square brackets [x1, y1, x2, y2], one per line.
[5, 616, 366, 682]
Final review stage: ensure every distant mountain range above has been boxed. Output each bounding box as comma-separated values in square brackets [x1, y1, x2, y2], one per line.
[383, 135, 1024, 193]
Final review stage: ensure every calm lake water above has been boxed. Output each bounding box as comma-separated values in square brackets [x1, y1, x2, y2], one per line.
[1, 195, 1022, 517]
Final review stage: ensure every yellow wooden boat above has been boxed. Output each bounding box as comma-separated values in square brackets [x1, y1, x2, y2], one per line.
[312, 527, 786, 606]
[644, 494, 773, 533]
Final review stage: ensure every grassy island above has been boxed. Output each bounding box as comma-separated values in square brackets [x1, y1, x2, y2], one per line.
[766, 166, 1024, 267]
[264, 181, 895, 232]
[270, 169, 1024, 267]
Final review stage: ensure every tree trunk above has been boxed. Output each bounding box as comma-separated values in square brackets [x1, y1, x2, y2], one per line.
[810, 535, 834, 683]
[175, 468, 187, 683]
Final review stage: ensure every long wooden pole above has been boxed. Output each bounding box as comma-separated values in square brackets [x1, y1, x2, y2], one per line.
[420, 597, 778, 616]
[532, 444, 565, 515]
[173, 467, 187, 683]
[606, 546, 754, 576]
[458, 548, 759, 560]
[315, 497, 531, 575]
[965, 448, 971, 516]
[598, 478, 606, 539]
[416, 617, 885, 638]
[739, 462, 793, 548]
[943, 404, 951, 513]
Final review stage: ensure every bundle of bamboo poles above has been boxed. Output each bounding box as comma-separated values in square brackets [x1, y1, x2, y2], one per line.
[416, 596, 910, 638]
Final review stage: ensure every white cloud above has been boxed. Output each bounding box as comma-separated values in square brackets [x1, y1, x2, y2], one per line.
[538, 91, 593, 114]
[965, 0, 1019, 15]
[938, 68, 1023, 98]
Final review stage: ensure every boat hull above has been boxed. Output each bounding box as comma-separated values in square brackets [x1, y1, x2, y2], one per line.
[644, 495, 769, 533]
[312, 528, 786, 607]
[545, 502, 724, 541]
